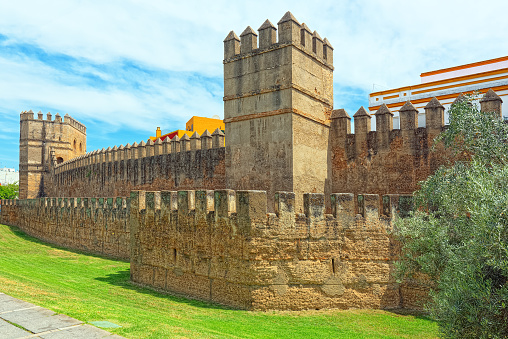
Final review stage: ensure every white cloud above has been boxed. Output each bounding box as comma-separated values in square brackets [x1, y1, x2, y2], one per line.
[3, 0, 507, 88]
[0, 51, 223, 131]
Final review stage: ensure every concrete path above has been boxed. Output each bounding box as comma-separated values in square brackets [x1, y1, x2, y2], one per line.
[0, 292, 125, 338]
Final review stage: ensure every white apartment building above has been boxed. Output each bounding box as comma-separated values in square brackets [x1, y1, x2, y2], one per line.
[369, 56, 508, 128]
[0, 168, 19, 185]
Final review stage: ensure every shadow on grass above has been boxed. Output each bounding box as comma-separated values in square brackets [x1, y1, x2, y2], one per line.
[3, 224, 436, 317]
[386, 308, 434, 322]
[95, 269, 234, 311]
[2, 224, 234, 312]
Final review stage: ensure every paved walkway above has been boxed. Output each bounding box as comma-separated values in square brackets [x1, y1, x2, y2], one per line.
[0, 292, 125, 339]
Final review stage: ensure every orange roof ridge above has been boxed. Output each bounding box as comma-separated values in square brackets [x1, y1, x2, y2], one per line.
[421, 55, 508, 78]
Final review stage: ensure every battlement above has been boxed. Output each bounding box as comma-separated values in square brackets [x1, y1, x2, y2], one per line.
[331, 90, 502, 156]
[2, 189, 413, 238]
[1, 188, 412, 310]
[64, 113, 87, 134]
[19, 110, 86, 133]
[1, 186, 414, 233]
[0, 195, 131, 259]
[2, 195, 129, 211]
[223, 11, 333, 68]
[53, 128, 224, 174]
[332, 100, 443, 148]
[329, 90, 503, 197]
[2, 190, 412, 226]
[129, 189, 412, 232]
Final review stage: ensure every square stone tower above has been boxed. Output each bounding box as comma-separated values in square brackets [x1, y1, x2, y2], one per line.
[19, 110, 86, 199]
[223, 12, 334, 210]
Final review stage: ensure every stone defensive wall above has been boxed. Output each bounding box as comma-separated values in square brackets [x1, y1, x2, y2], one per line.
[328, 91, 502, 197]
[0, 197, 130, 260]
[329, 99, 449, 197]
[129, 190, 415, 310]
[46, 129, 226, 197]
[1, 190, 423, 310]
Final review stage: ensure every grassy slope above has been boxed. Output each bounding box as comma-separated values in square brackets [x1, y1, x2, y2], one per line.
[0, 224, 438, 338]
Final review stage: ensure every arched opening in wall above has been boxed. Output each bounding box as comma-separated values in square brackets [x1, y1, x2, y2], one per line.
[79, 142, 82, 152]
[73, 139, 77, 150]
[57, 157, 64, 164]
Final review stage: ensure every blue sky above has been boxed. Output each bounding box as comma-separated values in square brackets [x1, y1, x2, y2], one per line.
[1, 0, 508, 169]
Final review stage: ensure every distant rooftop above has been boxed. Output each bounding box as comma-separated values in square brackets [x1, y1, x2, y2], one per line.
[420, 56, 508, 83]
[0, 168, 17, 173]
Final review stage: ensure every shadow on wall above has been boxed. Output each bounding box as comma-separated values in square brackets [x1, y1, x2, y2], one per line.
[95, 270, 231, 311]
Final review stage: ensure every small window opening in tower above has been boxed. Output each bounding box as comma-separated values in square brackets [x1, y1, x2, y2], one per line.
[57, 157, 64, 164]
[79, 142, 82, 151]
[73, 139, 77, 150]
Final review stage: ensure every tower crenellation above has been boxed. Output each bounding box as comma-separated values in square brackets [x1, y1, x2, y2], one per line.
[223, 31, 240, 60]
[239, 26, 257, 54]
[258, 19, 276, 49]
[300, 23, 312, 53]
[223, 11, 333, 68]
[277, 11, 300, 45]
[312, 30, 323, 59]
[323, 38, 333, 64]
[19, 110, 86, 199]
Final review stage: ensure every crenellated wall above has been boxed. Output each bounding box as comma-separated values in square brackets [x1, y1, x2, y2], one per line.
[45, 129, 226, 197]
[1, 189, 420, 310]
[328, 91, 502, 196]
[0, 197, 130, 260]
[129, 189, 413, 310]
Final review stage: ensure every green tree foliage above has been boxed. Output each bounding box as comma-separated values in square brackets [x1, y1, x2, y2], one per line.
[0, 182, 19, 199]
[395, 95, 508, 338]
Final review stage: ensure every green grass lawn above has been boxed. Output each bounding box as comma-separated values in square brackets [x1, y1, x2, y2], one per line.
[0, 224, 438, 338]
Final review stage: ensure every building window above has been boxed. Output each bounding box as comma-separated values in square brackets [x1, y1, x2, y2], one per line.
[73, 139, 77, 150]
[57, 157, 64, 164]
[79, 142, 82, 151]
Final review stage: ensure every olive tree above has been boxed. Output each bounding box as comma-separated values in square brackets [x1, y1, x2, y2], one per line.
[0, 182, 18, 199]
[395, 94, 508, 338]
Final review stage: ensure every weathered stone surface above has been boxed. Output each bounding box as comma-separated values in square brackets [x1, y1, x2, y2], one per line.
[0, 318, 32, 338]
[1, 307, 82, 333]
[126, 190, 404, 310]
[224, 15, 333, 212]
[19, 112, 86, 199]
[0, 197, 130, 260]
[45, 147, 226, 198]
